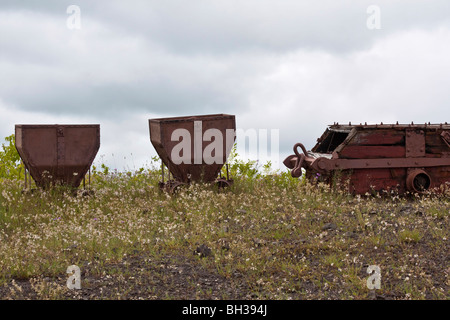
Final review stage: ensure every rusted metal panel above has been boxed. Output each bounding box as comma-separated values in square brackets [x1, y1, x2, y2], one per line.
[284, 123, 450, 194]
[441, 131, 450, 148]
[339, 145, 405, 159]
[347, 129, 405, 146]
[149, 114, 236, 191]
[347, 168, 407, 195]
[405, 129, 425, 158]
[311, 157, 450, 172]
[15, 124, 100, 188]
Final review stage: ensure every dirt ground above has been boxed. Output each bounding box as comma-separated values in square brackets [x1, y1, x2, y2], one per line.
[1, 237, 447, 301]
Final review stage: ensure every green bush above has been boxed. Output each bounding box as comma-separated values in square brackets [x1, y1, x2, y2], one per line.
[0, 134, 24, 180]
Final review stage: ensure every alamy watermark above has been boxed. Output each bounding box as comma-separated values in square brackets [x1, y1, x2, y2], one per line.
[169, 121, 280, 167]
[367, 5, 381, 30]
[66, 265, 81, 289]
[366, 265, 381, 290]
[66, 5, 81, 30]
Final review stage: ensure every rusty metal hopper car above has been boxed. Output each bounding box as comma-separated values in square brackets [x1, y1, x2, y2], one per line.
[15, 124, 100, 189]
[149, 114, 236, 192]
[284, 123, 450, 194]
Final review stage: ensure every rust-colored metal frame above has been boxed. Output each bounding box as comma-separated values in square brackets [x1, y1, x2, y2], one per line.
[149, 114, 236, 192]
[15, 124, 100, 189]
[284, 123, 450, 194]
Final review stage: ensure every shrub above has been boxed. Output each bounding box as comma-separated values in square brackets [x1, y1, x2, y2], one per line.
[0, 134, 24, 180]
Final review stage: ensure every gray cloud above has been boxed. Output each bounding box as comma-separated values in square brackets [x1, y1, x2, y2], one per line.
[2, 1, 450, 54]
[1, 1, 450, 169]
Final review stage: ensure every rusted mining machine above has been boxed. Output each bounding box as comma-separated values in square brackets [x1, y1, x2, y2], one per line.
[284, 123, 450, 194]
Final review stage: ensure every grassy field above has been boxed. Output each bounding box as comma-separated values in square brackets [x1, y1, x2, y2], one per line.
[0, 165, 448, 300]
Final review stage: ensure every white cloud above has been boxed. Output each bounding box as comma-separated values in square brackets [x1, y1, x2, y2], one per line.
[238, 26, 450, 166]
[1, 1, 450, 172]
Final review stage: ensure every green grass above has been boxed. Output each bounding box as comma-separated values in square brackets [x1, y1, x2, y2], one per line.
[0, 166, 449, 300]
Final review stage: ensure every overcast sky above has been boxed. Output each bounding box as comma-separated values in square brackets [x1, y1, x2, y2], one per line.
[1, 1, 449, 171]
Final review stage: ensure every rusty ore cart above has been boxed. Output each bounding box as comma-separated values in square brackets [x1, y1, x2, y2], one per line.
[284, 123, 450, 194]
[149, 114, 236, 192]
[15, 124, 100, 189]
